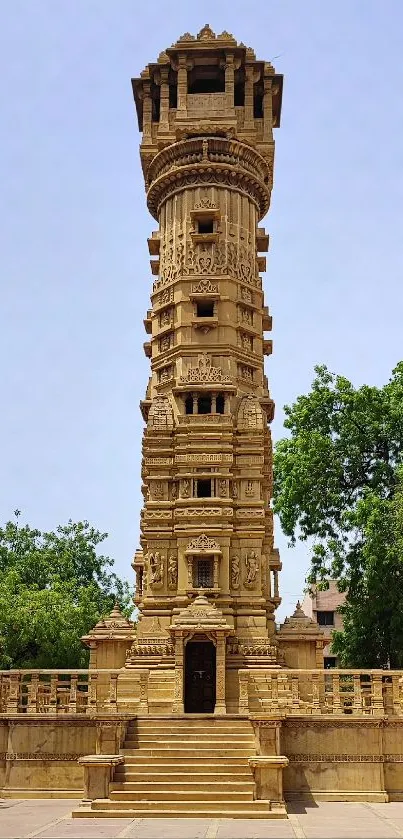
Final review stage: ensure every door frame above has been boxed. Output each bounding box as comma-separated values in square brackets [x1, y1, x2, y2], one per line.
[184, 637, 216, 713]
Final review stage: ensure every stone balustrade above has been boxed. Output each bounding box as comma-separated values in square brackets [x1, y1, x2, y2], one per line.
[239, 669, 403, 717]
[0, 669, 150, 715]
[2, 668, 403, 717]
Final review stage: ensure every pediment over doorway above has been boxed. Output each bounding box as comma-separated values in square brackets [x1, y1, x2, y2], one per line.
[169, 594, 233, 636]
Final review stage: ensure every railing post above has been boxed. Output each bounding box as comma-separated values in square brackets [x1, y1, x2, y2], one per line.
[86, 672, 98, 714]
[239, 670, 249, 712]
[291, 675, 300, 710]
[353, 674, 362, 715]
[393, 674, 403, 716]
[371, 673, 385, 717]
[312, 672, 321, 714]
[139, 670, 149, 713]
[107, 672, 118, 712]
[49, 673, 58, 711]
[332, 673, 341, 714]
[27, 673, 39, 712]
[6, 673, 20, 713]
[68, 674, 78, 714]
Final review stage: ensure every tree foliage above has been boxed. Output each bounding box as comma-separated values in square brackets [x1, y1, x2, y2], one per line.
[273, 363, 403, 667]
[0, 513, 132, 669]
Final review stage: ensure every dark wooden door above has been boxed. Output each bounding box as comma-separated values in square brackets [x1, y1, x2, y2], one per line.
[184, 641, 216, 713]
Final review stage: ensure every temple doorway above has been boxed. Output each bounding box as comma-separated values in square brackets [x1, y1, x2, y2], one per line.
[184, 639, 216, 713]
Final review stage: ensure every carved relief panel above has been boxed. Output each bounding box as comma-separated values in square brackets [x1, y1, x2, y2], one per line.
[244, 550, 260, 588]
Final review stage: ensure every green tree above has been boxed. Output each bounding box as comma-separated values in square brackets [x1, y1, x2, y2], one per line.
[0, 513, 132, 669]
[273, 363, 403, 667]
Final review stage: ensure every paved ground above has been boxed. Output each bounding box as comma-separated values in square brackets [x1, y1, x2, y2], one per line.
[3, 800, 403, 838]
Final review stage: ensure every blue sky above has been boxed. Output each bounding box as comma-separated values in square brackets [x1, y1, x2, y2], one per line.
[1, 1, 402, 620]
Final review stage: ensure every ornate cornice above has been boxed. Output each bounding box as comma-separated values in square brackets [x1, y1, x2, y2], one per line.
[146, 137, 272, 220]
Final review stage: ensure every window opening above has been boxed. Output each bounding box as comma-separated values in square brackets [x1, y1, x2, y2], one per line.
[169, 84, 177, 109]
[185, 395, 193, 415]
[196, 300, 214, 318]
[197, 479, 212, 498]
[151, 85, 160, 122]
[216, 394, 225, 414]
[188, 67, 225, 94]
[198, 395, 212, 415]
[316, 611, 334, 627]
[253, 83, 264, 119]
[197, 219, 214, 234]
[324, 657, 337, 669]
[195, 559, 213, 588]
[234, 69, 245, 106]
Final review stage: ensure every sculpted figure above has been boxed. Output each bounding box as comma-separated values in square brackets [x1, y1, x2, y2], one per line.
[182, 478, 190, 498]
[150, 552, 163, 585]
[231, 555, 240, 589]
[245, 550, 258, 584]
[168, 555, 177, 589]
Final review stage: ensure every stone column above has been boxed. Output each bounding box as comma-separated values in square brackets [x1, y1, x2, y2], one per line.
[177, 54, 188, 113]
[157, 66, 170, 134]
[173, 634, 185, 713]
[192, 393, 198, 414]
[244, 64, 254, 128]
[142, 79, 152, 143]
[213, 554, 219, 589]
[211, 392, 217, 413]
[263, 77, 273, 141]
[225, 54, 234, 111]
[215, 633, 226, 715]
[187, 556, 193, 586]
[273, 569, 279, 598]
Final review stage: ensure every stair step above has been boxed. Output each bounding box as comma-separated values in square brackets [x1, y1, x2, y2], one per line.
[90, 799, 274, 813]
[111, 781, 254, 791]
[126, 731, 254, 743]
[73, 807, 287, 820]
[123, 747, 253, 762]
[121, 756, 250, 766]
[109, 790, 254, 802]
[114, 772, 253, 781]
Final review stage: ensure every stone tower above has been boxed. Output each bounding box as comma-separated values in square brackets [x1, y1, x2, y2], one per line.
[127, 24, 284, 714]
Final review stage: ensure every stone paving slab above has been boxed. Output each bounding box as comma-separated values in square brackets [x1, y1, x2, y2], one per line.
[2, 800, 403, 838]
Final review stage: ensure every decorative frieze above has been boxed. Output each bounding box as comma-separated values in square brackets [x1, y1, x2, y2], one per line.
[180, 354, 231, 385]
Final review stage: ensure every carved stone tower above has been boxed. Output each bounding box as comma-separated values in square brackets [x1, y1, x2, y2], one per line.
[127, 25, 284, 714]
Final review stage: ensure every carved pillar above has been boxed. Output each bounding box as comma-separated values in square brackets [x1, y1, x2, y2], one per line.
[213, 554, 219, 589]
[244, 64, 254, 128]
[177, 54, 187, 113]
[273, 569, 279, 598]
[187, 556, 193, 587]
[173, 634, 185, 713]
[192, 392, 198, 414]
[142, 79, 152, 142]
[211, 392, 217, 413]
[215, 633, 226, 715]
[158, 66, 170, 134]
[263, 77, 273, 141]
[225, 54, 234, 111]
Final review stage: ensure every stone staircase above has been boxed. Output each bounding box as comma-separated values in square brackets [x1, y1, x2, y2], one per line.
[75, 716, 287, 818]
